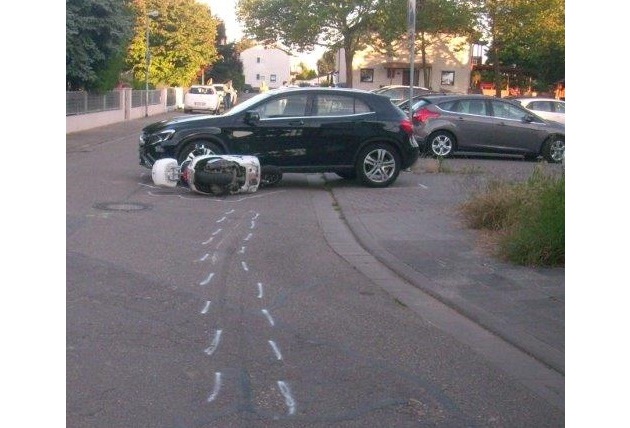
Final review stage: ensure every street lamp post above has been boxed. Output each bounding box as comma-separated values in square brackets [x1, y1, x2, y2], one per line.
[145, 10, 159, 118]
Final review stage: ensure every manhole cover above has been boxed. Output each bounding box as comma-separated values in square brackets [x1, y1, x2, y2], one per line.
[93, 202, 150, 212]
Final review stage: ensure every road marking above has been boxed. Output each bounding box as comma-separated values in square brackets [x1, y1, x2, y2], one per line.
[199, 253, 209, 262]
[268, 340, 282, 360]
[201, 300, 211, 314]
[262, 309, 275, 326]
[238, 246, 246, 254]
[204, 329, 223, 356]
[244, 233, 253, 241]
[200, 272, 215, 286]
[217, 216, 227, 223]
[207, 372, 222, 402]
[277, 381, 296, 415]
[241, 261, 249, 272]
[418, 183, 428, 189]
[257, 282, 263, 299]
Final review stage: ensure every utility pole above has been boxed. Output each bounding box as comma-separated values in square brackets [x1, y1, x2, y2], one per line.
[145, 10, 159, 118]
[407, 0, 416, 121]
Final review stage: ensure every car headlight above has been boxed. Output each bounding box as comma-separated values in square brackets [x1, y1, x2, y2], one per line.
[146, 129, 176, 145]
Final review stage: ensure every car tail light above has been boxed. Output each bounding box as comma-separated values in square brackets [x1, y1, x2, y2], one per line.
[399, 118, 413, 135]
[413, 108, 440, 123]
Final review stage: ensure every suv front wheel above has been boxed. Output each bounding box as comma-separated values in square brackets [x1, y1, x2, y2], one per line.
[356, 143, 400, 188]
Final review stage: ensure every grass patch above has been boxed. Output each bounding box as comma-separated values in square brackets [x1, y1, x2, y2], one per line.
[458, 166, 564, 267]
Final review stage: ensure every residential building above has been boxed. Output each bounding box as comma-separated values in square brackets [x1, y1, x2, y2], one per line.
[240, 45, 292, 90]
[337, 34, 473, 94]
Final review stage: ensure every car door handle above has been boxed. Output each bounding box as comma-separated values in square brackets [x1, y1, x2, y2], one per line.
[288, 120, 304, 126]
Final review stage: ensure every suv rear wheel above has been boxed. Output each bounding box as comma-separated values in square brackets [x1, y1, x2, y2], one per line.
[356, 143, 400, 188]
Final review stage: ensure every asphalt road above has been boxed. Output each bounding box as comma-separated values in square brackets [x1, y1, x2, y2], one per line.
[66, 112, 564, 427]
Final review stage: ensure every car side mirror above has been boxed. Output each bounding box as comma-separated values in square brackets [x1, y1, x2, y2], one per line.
[244, 111, 260, 125]
[523, 114, 535, 123]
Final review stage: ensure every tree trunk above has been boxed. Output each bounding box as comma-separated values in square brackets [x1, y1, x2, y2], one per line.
[344, 38, 354, 88]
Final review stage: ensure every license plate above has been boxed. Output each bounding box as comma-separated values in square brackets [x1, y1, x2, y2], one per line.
[194, 102, 205, 106]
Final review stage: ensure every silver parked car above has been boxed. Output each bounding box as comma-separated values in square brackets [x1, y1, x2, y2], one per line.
[411, 94, 565, 162]
[508, 97, 565, 124]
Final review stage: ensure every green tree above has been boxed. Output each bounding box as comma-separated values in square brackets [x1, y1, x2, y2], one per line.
[473, 0, 564, 94]
[66, 0, 135, 91]
[317, 49, 337, 84]
[204, 22, 246, 90]
[237, 0, 389, 87]
[126, 0, 220, 88]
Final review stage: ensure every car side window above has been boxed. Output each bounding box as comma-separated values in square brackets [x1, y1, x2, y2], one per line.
[255, 94, 309, 118]
[440, 100, 486, 116]
[314, 95, 370, 116]
[528, 101, 552, 112]
[554, 102, 565, 113]
[490, 100, 527, 120]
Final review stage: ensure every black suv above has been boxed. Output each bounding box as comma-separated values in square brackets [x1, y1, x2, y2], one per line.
[139, 87, 419, 187]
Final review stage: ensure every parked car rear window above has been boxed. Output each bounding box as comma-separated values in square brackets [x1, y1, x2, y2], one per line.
[189, 87, 215, 95]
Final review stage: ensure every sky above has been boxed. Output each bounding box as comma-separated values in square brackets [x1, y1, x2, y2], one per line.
[199, 0, 323, 69]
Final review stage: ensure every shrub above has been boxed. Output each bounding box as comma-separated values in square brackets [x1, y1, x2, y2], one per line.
[458, 166, 565, 267]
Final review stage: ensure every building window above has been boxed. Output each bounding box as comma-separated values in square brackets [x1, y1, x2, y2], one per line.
[256, 74, 260, 81]
[257, 57, 261, 63]
[441, 70, 455, 86]
[270, 74, 277, 83]
[360, 68, 374, 83]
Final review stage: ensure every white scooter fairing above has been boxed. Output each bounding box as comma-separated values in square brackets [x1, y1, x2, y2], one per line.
[151, 154, 261, 196]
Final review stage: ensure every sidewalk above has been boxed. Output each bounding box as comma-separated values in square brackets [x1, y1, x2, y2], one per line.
[329, 159, 565, 375]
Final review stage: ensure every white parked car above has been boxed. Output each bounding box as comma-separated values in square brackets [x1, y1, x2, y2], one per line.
[183, 85, 221, 114]
[510, 97, 565, 124]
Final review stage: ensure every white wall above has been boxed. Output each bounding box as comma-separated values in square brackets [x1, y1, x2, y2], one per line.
[240, 46, 292, 90]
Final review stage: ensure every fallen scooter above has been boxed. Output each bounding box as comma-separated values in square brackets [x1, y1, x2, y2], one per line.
[152, 150, 261, 196]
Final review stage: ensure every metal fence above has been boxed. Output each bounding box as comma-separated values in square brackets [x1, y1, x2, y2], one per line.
[66, 91, 121, 116]
[66, 89, 176, 116]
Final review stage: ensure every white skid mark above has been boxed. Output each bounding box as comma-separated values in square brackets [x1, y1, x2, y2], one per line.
[200, 272, 215, 286]
[418, 183, 428, 189]
[207, 372, 222, 402]
[217, 216, 227, 223]
[238, 246, 246, 254]
[268, 340, 283, 360]
[225, 209, 235, 215]
[202, 236, 214, 245]
[241, 261, 249, 272]
[199, 253, 209, 262]
[244, 233, 253, 241]
[204, 329, 223, 356]
[250, 221, 256, 229]
[212, 228, 223, 236]
[277, 381, 296, 415]
[252, 213, 260, 220]
[257, 282, 263, 299]
[262, 309, 275, 327]
[201, 301, 211, 314]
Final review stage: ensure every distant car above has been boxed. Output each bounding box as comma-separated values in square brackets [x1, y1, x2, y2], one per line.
[183, 85, 220, 114]
[212, 84, 226, 105]
[139, 87, 420, 187]
[508, 97, 565, 124]
[371, 85, 436, 104]
[410, 94, 564, 163]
